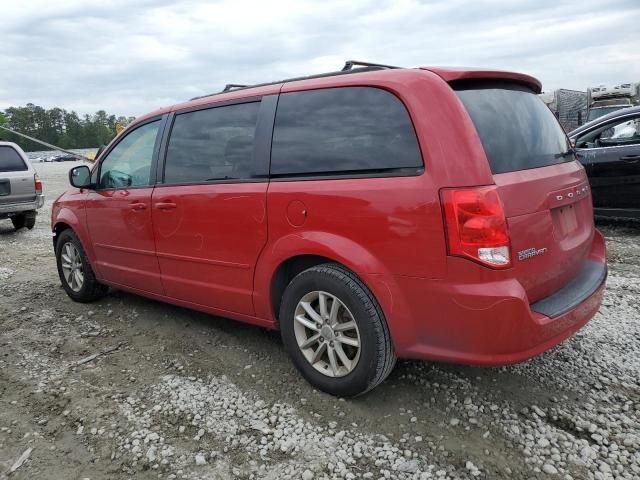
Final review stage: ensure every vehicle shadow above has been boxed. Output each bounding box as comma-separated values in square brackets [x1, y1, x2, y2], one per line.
[0, 224, 26, 236]
[101, 287, 570, 420]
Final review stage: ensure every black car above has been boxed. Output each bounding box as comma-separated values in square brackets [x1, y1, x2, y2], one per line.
[569, 106, 640, 219]
[52, 154, 77, 162]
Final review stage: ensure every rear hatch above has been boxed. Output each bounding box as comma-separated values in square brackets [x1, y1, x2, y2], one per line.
[0, 145, 35, 205]
[454, 81, 594, 303]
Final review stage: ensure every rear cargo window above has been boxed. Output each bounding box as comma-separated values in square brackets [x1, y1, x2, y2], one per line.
[271, 87, 423, 176]
[0, 146, 27, 172]
[454, 82, 572, 174]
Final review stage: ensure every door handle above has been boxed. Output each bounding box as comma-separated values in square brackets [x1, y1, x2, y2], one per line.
[155, 201, 177, 210]
[620, 155, 640, 163]
[129, 202, 147, 211]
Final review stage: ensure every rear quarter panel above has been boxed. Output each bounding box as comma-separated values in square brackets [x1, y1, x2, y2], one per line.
[253, 175, 446, 324]
[255, 69, 498, 326]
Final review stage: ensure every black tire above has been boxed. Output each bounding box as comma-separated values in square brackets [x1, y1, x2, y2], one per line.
[25, 211, 36, 230]
[11, 215, 25, 230]
[55, 229, 108, 302]
[279, 263, 396, 397]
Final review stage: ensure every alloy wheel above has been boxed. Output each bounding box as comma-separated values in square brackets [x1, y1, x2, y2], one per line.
[60, 242, 84, 292]
[293, 291, 361, 378]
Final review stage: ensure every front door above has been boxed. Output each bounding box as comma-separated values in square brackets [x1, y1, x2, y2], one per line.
[576, 113, 640, 211]
[151, 100, 269, 315]
[85, 119, 164, 293]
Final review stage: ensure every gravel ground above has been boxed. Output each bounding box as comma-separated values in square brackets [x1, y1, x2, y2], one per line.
[0, 162, 638, 480]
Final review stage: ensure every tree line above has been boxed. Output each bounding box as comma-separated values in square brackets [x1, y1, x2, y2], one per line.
[0, 104, 134, 152]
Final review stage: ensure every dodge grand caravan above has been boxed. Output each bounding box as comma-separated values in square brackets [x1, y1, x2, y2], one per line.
[52, 61, 607, 396]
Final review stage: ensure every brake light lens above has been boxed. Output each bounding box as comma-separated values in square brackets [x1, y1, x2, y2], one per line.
[440, 185, 511, 268]
[34, 175, 43, 194]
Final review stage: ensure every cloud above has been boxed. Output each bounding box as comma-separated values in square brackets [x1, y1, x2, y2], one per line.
[1, 0, 639, 116]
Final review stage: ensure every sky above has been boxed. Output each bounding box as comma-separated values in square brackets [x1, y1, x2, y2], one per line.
[1, 0, 639, 117]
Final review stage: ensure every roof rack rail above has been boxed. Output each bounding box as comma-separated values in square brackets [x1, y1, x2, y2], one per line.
[341, 60, 399, 71]
[190, 60, 403, 101]
[222, 83, 248, 92]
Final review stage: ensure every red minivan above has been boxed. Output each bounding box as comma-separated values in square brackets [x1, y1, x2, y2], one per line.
[53, 61, 607, 396]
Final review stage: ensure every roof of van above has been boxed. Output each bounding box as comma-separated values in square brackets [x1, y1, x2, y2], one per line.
[130, 66, 542, 128]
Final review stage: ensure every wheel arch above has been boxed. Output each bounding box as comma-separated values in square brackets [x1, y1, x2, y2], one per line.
[52, 221, 73, 249]
[253, 232, 396, 327]
[52, 209, 99, 277]
[270, 254, 337, 323]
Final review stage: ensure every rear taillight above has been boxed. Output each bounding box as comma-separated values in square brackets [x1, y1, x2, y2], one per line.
[34, 175, 43, 194]
[440, 185, 511, 269]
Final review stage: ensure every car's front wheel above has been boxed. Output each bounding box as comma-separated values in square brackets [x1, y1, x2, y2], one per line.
[279, 263, 396, 397]
[55, 229, 108, 302]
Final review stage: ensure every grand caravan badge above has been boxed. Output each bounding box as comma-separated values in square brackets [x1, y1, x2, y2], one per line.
[518, 247, 548, 261]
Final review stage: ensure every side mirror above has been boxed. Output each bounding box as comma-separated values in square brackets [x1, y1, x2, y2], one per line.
[69, 165, 92, 189]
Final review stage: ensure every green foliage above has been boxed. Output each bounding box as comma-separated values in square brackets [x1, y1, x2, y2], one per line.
[0, 104, 133, 151]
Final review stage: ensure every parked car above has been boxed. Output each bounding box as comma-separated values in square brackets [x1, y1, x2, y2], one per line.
[0, 142, 44, 230]
[569, 106, 640, 220]
[52, 154, 78, 162]
[52, 62, 607, 396]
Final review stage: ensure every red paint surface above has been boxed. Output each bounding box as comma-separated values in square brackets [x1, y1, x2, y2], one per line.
[52, 67, 606, 364]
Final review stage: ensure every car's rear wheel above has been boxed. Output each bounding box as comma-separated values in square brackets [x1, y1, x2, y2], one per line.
[25, 211, 36, 230]
[55, 229, 108, 302]
[279, 263, 396, 396]
[11, 214, 25, 230]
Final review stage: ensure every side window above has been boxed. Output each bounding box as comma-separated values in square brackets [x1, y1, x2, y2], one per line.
[270, 87, 423, 176]
[600, 117, 640, 145]
[576, 116, 640, 148]
[164, 101, 260, 184]
[99, 121, 160, 189]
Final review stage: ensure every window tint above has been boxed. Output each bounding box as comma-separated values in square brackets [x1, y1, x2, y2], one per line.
[0, 146, 27, 172]
[577, 116, 640, 148]
[271, 87, 422, 176]
[164, 102, 260, 184]
[455, 82, 572, 174]
[99, 121, 160, 189]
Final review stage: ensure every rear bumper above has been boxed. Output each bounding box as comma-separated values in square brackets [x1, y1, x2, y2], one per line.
[0, 195, 44, 217]
[0, 195, 44, 215]
[372, 230, 607, 365]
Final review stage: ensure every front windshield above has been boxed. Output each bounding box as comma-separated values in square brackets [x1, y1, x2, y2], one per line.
[587, 106, 626, 122]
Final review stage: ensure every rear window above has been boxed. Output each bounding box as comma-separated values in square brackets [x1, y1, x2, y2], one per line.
[0, 146, 27, 172]
[455, 82, 572, 174]
[271, 87, 423, 176]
